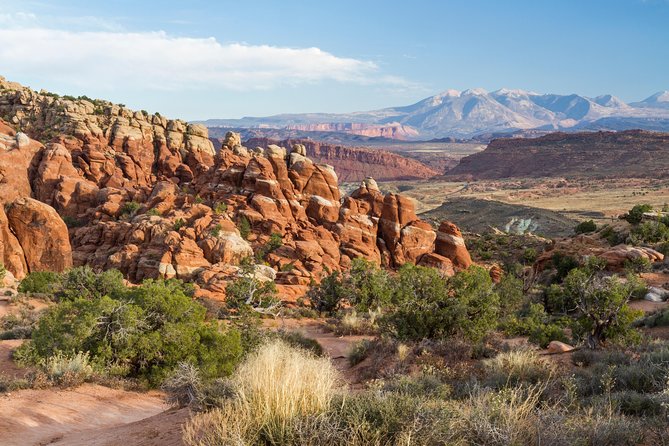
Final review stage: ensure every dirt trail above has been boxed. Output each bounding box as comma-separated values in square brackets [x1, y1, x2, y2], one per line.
[0, 384, 173, 446]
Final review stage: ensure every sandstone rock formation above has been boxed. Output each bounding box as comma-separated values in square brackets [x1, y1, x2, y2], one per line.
[535, 234, 664, 272]
[246, 137, 439, 182]
[0, 79, 474, 302]
[447, 130, 669, 180]
[5, 198, 73, 274]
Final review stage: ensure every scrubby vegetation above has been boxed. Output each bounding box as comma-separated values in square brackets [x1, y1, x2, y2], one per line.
[14, 267, 244, 386]
[182, 337, 669, 446]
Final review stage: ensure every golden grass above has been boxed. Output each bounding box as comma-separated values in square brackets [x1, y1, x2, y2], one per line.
[483, 349, 555, 386]
[183, 340, 340, 446]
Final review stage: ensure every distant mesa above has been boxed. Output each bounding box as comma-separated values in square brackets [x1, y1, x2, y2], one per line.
[446, 129, 669, 180]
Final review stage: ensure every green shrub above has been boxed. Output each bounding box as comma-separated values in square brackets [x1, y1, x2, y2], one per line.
[238, 216, 251, 240]
[624, 256, 652, 273]
[382, 265, 499, 342]
[307, 270, 346, 314]
[210, 224, 222, 237]
[599, 225, 625, 246]
[575, 220, 597, 234]
[57, 266, 125, 301]
[224, 259, 280, 317]
[639, 308, 669, 328]
[529, 323, 569, 348]
[629, 220, 669, 244]
[609, 391, 668, 416]
[173, 218, 186, 231]
[496, 274, 524, 316]
[500, 302, 569, 348]
[522, 248, 537, 264]
[346, 258, 392, 311]
[552, 252, 580, 282]
[18, 271, 61, 294]
[22, 278, 243, 386]
[120, 201, 141, 217]
[565, 259, 644, 348]
[624, 204, 653, 225]
[255, 233, 283, 261]
[348, 339, 373, 366]
[213, 202, 227, 215]
[147, 208, 161, 216]
[274, 331, 324, 356]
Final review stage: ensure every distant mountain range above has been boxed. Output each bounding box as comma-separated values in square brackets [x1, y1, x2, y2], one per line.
[198, 89, 669, 139]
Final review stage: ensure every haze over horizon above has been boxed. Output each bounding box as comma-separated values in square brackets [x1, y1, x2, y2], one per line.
[0, 0, 667, 120]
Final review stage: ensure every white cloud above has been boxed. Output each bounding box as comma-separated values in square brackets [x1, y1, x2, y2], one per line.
[0, 24, 408, 92]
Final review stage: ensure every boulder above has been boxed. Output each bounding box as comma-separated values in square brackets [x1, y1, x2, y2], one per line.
[644, 286, 669, 302]
[435, 221, 472, 270]
[5, 197, 73, 274]
[547, 341, 574, 354]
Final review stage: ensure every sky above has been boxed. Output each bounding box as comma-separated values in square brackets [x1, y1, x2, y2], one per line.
[0, 0, 667, 120]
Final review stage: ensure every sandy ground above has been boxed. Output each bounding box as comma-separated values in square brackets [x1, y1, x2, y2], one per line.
[0, 339, 28, 379]
[0, 384, 174, 446]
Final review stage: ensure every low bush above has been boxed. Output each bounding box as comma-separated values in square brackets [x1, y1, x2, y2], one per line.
[272, 331, 323, 356]
[382, 265, 499, 342]
[162, 362, 204, 408]
[20, 278, 243, 386]
[18, 271, 60, 294]
[120, 201, 141, 217]
[42, 351, 93, 387]
[575, 220, 597, 234]
[348, 339, 374, 366]
[609, 391, 668, 416]
[624, 204, 653, 225]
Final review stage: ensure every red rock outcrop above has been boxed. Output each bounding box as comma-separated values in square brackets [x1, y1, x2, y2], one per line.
[5, 198, 73, 274]
[247, 138, 439, 182]
[282, 122, 419, 140]
[0, 78, 475, 301]
[535, 234, 665, 272]
[435, 221, 473, 270]
[447, 130, 669, 180]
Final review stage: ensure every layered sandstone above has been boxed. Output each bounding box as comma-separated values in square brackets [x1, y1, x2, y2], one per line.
[447, 130, 669, 180]
[245, 138, 439, 182]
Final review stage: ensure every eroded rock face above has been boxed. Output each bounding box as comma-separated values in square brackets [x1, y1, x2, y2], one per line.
[435, 221, 473, 270]
[535, 234, 665, 273]
[0, 79, 475, 301]
[5, 197, 73, 274]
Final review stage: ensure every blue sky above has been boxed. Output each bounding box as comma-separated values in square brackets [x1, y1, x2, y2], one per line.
[0, 0, 667, 119]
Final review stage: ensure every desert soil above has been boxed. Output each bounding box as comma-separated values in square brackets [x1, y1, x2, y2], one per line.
[0, 384, 180, 446]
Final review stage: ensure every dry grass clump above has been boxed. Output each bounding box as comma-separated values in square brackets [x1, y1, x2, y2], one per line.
[483, 349, 556, 388]
[184, 340, 340, 445]
[450, 384, 544, 446]
[331, 308, 381, 336]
